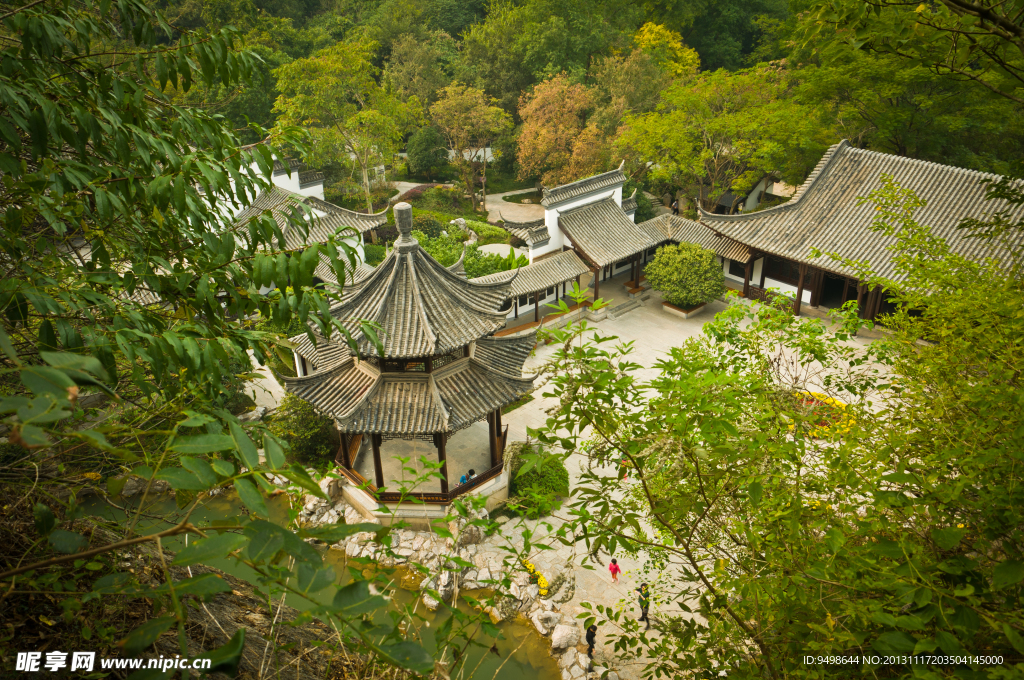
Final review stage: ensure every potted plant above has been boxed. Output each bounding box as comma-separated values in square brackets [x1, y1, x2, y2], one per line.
[645, 242, 725, 319]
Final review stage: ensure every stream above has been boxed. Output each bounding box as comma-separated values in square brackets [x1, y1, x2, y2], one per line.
[84, 491, 561, 680]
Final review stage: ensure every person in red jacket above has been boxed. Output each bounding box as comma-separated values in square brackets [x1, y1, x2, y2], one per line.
[608, 558, 622, 583]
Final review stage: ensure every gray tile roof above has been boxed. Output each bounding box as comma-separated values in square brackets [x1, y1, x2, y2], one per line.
[298, 170, 324, 188]
[699, 140, 1024, 280]
[474, 334, 537, 377]
[288, 331, 351, 371]
[622, 189, 638, 214]
[474, 250, 591, 297]
[233, 187, 388, 248]
[541, 165, 626, 207]
[638, 215, 750, 262]
[326, 204, 519, 359]
[499, 215, 550, 246]
[558, 197, 655, 267]
[313, 252, 376, 287]
[282, 353, 535, 435]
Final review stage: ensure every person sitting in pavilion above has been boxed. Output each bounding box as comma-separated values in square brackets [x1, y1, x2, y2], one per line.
[459, 469, 476, 485]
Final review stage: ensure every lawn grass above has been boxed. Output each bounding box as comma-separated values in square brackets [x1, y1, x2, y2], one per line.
[501, 190, 542, 204]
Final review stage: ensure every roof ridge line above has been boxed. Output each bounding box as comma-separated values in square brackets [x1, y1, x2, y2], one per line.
[697, 140, 850, 223]
[406, 251, 438, 353]
[428, 373, 450, 429]
[468, 355, 538, 385]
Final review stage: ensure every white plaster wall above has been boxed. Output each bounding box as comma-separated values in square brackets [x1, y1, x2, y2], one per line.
[752, 257, 764, 284]
[297, 182, 325, 200]
[742, 177, 768, 212]
[763, 277, 811, 303]
[272, 171, 301, 194]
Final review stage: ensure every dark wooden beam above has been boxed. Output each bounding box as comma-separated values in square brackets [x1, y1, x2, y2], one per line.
[371, 433, 384, 489]
[534, 291, 540, 322]
[856, 284, 867, 318]
[593, 268, 600, 299]
[742, 257, 753, 298]
[488, 411, 498, 468]
[435, 432, 449, 495]
[810, 269, 823, 308]
[842, 277, 851, 305]
[794, 263, 808, 316]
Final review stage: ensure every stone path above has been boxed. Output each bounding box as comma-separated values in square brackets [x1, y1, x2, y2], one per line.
[247, 349, 286, 410]
[486, 189, 544, 223]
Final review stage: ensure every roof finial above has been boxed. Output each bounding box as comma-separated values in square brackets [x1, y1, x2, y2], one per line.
[618, 159, 625, 171]
[394, 202, 417, 252]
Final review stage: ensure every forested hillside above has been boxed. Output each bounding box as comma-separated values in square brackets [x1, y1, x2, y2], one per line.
[158, 0, 1024, 212]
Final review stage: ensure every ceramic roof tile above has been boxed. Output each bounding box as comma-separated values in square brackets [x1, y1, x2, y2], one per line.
[541, 166, 626, 207]
[558, 197, 656, 267]
[699, 140, 1024, 280]
[474, 250, 591, 297]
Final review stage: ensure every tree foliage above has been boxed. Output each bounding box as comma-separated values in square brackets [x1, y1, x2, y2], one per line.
[406, 125, 449, 181]
[644, 243, 724, 309]
[430, 83, 512, 211]
[532, 180, 1024, 678]
[273, 40, 420, 212]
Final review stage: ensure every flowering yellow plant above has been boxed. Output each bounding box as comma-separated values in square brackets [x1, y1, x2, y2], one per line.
[790, 391, 855, 438]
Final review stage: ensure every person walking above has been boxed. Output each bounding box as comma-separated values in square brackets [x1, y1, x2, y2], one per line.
[671, 199, 679, 216]
[608, 558, 622, 583]
[635, 583, 650, 629]
[586, 623, 598, 659]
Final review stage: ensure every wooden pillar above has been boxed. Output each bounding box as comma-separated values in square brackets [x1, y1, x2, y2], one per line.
[514, 298, 518, 320]
[434, 432, 449, 495]
[593, 268, 600, 299]
[842, 277, 851, 305]
[488, 411, 498, 468]
[495, 408, 503, 463]
[339, 432, 349, 468]
[810, 270, 823, 308]
[742, 257, 753, 298]
[371, 433, 384, 489]
[794, 263, 808, 316]
[534, 290, 541, 322]
[856, 284, 867, 318]
[870, 286, 884, 320]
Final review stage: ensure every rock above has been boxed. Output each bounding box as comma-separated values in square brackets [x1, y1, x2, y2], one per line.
[559, 650, 577, 669]
[524, 584, 540, 601]
[531, 611, 551, 635]
[464, 569, 478, 583]
[344, 506, 363, 525]
[304, 499, 318, 512]
[496, 515, 509, 525]
[412, 535, 426, 551]
[510, 582, 521, 599]
[577, 651, 589, 668]
[539, 599, 553, 611]
[437, 571, 456, 601]
[238, 406, 267, 423]
[562, 670, 573, 680]
[422, 592, 440, 611]
[319, 476, 343, 499]
[531, 610, 561, 635]
[345, 542, 361, 557]
[551, 625, 579, 650]
[607, 673, 620, 680]
[449, 217, 466, 229]
[477, 568, 491, 582]
[570, 665, 585, 678]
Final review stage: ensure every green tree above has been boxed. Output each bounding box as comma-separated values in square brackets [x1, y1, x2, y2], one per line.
[644, 242, 724, 309]
[430, 83, 513, 211]
[274, 40, 420, 212]
[406, 126, 449, 181]
[616, 64, 835, 210]
[384, 32, 457, 107]
[0, 0, 509, 674]
[804, 0, 1024, 106]
[456, 1, 534, 116]
[532, 179, 1024, 677]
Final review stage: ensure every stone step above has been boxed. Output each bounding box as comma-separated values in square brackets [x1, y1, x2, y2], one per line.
[608, 299, 641, 319]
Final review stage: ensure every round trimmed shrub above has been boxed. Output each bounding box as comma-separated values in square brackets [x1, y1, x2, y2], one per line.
[645, 242, 725, 310]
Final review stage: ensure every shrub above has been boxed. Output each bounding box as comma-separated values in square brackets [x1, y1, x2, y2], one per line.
[505, 441, 570, 519]
[396, 184, 440, 203]
[645, 242, 725, 310]
[363, 243, 385, 265]
[421, 186, 466, 212]
[624, 180, 657, 223]
[413, 213, 446, 239]
[407, 126, 449, 181]
[465, 219, 510, 246]
[267, 393, 340, 471]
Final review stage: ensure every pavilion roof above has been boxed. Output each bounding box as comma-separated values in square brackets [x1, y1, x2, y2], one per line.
[621, 188, 638, 214]
[474, 250, 592, 297]
[541, 164, 626, 207]
[699, 140, 1024, 280]
[283, 333, 537, 435]
[325, 203, 518, 359]
[232, 186, 387, 246]
[558, 197, 655, 267]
